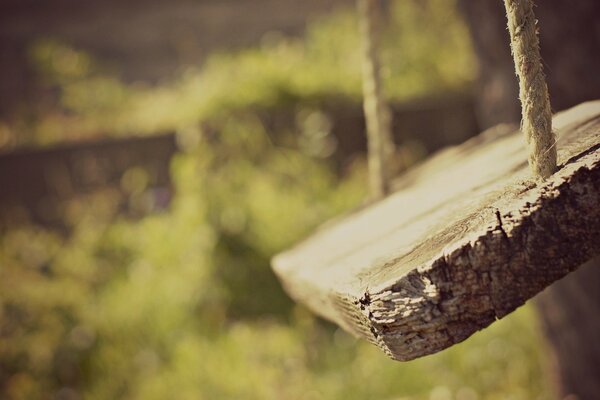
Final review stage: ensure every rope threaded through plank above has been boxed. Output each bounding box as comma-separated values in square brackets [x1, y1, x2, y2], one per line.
[358, 0, 395, 198]
[504, 0, 557, 179]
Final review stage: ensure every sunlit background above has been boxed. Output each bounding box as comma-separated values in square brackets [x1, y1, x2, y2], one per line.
[0, 0, 567, 399]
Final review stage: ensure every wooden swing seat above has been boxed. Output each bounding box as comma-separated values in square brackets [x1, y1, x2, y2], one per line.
[272, 100, 600, 361]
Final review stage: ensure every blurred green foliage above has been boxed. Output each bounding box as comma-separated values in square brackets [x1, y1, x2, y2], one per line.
[0, 144, 553, 399]
[21, 0, 475, 145]
[1, 1, 554, 399]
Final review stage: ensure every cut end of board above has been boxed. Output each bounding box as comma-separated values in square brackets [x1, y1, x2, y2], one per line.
[272, 101, 600, 361]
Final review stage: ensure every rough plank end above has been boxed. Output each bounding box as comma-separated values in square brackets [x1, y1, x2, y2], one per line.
[272, 101, 600, 361]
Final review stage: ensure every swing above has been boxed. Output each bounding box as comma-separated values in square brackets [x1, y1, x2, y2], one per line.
[272, 0, 600, 361]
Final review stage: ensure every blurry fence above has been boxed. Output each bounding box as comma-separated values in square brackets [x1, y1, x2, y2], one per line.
[0, 133, 176, 228]
[0, 94, 477, 228]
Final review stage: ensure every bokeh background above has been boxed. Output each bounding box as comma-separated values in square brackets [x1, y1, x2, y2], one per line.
[1, 0, 599, 399]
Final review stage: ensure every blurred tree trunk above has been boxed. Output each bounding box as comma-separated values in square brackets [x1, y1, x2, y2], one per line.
[456, 0, 520, 127]
[536, 258, 600, 400]
[457, 0, 600, 399]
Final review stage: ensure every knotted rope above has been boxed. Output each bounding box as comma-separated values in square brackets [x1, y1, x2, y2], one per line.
[503, 0, 556, 179]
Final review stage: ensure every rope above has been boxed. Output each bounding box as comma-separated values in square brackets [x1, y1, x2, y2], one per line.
[358, 0, 395, 199]
[359, 0, 556, 196]
[503, 0, 556, 179]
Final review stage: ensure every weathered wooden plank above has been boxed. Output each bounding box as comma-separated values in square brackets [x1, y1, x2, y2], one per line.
[272, 101, 600, 361]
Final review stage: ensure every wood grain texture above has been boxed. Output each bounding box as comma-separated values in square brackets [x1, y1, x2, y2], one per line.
[272, 101, 600, 361]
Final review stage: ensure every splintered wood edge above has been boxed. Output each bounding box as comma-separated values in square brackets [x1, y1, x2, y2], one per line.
[361, 151, 599, 360]
[272, 102, 600, 361]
